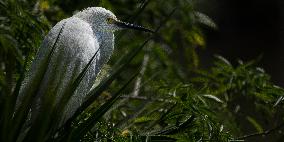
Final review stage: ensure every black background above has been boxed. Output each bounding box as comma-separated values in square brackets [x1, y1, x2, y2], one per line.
[199, 0, 284, 86]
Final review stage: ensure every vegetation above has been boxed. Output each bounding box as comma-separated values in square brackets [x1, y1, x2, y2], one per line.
[0, 0, 284, 141]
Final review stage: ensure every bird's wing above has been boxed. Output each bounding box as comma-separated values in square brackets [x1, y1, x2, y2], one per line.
[17, 17, 100, 124]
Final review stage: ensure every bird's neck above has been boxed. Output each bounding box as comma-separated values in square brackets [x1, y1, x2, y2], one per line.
[93, 31, 114, 74]
[94, 31, 113, 48]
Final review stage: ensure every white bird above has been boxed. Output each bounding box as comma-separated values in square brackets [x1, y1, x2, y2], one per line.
[17, 7, 153, 125]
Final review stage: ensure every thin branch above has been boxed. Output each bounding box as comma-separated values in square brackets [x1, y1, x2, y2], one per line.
[132, 53, 149, 97]
[236, 123, 284, 140]
[119, 95, 174, 103]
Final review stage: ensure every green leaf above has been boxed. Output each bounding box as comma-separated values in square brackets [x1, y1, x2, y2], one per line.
[246, 116, 263, 133]
[194, 12, 218, 30]
[153, 115, 195, 135]
[134, 116, 156, 123]
[202, 94, 223, 103]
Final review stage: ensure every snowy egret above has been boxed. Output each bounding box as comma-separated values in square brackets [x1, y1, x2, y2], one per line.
[17, 7, 153, 124]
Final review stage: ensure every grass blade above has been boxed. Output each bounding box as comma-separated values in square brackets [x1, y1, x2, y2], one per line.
[47, 40, 101, 136]
[0, 53, 29, 141]
[10, 22, 66, 142]
[67, 71, 139, 141]
[56, 37, 152, 139]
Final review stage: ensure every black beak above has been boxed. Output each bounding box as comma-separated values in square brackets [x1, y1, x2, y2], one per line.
[114, 20, 154, 33]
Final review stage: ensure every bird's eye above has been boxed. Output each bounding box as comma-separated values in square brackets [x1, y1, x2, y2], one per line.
[106, 18, 114, 24]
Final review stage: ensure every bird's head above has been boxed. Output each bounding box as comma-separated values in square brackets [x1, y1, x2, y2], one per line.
[75, 7, 154, 33]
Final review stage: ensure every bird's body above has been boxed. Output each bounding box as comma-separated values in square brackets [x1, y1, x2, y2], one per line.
[17, 7, 153, 125]
[18, 8, 115, 122]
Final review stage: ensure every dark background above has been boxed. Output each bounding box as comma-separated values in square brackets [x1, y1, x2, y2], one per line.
[198, 0, 284, 86]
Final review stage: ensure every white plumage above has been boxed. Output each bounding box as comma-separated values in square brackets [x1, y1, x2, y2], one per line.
[17, 7, 153, 125]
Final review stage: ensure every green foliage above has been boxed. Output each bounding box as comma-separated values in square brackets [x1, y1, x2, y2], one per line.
[0, 0, 284, 142]
[193, 56, 284, 139]
[0, 0, 49, 95]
